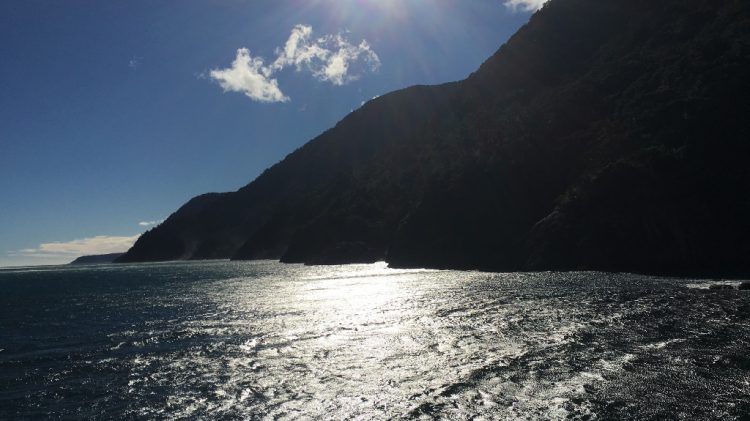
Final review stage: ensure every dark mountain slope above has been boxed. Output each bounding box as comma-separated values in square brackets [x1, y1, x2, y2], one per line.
[69, 253, 124, 265]
[119, 0, 750, 277]
[118, 85, 456, 263]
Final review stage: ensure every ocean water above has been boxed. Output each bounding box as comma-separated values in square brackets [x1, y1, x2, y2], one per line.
[1, 261, 749, 420]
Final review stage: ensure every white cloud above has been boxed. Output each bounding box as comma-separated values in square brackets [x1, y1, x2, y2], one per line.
[138, 220, 163, 227]
[503, 0, 547, 12]
[210, 25, 380, 102]
[269, 25, 327, 73]
[271, 25, 380, 86]
[210, 48, 289, 103]
[317, 37, 380, 85]
[15, 235, 140, 258]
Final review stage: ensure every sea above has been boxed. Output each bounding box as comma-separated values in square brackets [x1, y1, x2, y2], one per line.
[1, 260, 748, 419]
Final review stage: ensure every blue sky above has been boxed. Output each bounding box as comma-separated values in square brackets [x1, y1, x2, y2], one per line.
[0, 0, 541, 267]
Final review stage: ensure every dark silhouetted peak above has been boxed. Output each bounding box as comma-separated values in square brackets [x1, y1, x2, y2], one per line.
[118, 0, 750, 277]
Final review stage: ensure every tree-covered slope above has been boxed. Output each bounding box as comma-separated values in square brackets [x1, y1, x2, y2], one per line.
[119, 0, 750, 276]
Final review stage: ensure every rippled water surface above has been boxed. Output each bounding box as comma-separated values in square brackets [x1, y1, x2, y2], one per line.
[1, 261, 749, 419]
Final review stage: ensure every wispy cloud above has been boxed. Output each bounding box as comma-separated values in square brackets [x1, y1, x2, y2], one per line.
[138, 220, 163, 227]
[13, 235, 140, 259]
[270, 25, 380, 86]
[210, 25, 380, 102]
[128, 55, 142, 70]
[503, 0, 547, 12]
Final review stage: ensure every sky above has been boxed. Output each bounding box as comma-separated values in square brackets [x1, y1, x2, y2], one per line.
[0, 0, 543, 267]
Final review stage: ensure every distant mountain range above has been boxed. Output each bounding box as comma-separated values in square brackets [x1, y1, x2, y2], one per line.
[118, 0, 750, 277]
[70, 253, 124, 265]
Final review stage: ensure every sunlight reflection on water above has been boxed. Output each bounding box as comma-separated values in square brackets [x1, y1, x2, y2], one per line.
[1, 261, 749, 419]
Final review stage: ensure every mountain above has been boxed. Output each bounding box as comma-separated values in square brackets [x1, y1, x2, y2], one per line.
[118, 0, 750, 277]
[70, 253, 124, 265]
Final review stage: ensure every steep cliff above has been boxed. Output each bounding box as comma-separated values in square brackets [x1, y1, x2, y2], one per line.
[119, 0, 750, 276]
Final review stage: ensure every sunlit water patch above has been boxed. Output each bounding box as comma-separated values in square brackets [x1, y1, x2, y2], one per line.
[1, 261, 749, 419]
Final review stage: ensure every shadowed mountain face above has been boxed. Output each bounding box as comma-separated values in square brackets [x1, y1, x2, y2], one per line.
[119, 0, 750, 277]
[70, 253, 124, 265]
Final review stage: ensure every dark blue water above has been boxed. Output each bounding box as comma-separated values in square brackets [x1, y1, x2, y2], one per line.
[1, 260, 749, 419]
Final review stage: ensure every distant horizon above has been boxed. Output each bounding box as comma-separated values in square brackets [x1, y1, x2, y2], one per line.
[0, 1, 540, 267]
